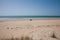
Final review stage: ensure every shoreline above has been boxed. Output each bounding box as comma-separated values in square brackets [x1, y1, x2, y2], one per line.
[0, 18, 60, 23]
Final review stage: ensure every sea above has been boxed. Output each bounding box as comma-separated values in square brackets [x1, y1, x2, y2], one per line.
[0, 16, 60, 18]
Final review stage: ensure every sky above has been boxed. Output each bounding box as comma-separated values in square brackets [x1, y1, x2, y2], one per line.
[0, 0, 60, 16]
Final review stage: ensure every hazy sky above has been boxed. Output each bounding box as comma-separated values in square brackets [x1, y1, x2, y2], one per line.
[0, 0, 60, 16]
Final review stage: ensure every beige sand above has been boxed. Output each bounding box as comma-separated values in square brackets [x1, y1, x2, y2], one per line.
[0, 18, 60, 40]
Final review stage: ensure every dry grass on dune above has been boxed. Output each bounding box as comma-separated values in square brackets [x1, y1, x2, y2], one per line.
[1, 36, 33, 40]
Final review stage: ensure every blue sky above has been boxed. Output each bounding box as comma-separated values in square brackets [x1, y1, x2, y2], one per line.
[0, 0, 60, 16]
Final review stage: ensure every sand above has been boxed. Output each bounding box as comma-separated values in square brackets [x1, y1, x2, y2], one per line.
[0, 18, 60, 40]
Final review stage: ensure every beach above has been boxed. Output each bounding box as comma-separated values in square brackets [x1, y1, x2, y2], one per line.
[0, 18, 60, 40]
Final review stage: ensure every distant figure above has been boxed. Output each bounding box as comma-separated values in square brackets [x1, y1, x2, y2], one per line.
[30, 19, 32, 21]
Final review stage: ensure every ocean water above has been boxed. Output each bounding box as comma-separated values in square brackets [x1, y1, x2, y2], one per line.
[0, 16, 60, 18]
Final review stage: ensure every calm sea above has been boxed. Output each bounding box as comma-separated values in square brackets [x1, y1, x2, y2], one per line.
[0, 16, 60, 18]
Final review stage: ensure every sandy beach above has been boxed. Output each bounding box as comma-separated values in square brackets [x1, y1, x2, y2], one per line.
[0, 18, 60, 40]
